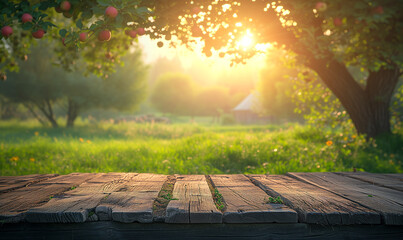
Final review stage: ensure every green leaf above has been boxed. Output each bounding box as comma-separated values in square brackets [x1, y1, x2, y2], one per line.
[97, 0, 112, 7]
[59, 29, 67, 37]
[136, 7, 151, 15]
[76, 19, 83, 29]
[22, 22, 33, 31]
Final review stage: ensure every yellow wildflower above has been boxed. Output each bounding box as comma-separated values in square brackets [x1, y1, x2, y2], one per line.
[30, 158, 35, 162]
[10, 156, 19, 161]
[79, 138, 84, 142]
[326, 140, 333, 146]
[352, 135, 356, 139]
[34, 131, 39, 136]
[86, 140, 91, 144]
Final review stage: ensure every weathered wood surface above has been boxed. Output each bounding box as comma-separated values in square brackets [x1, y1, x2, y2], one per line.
[289, 172, 403, 225]
[96, 173, 167, 223]
[209, 174, 297, 223]
[0, 172, 402, 226]
[165, 175, 222, 223]
[0, 173, 96, 222]
[336, 172, 403, 192]
[0, 174, 58, 193]
[249, 174, 379, 224]
[25, 173, 133, 223]
[383, 173, 403, 180]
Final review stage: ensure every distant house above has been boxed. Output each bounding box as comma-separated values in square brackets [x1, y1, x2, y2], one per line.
[232, 93, 271, 124]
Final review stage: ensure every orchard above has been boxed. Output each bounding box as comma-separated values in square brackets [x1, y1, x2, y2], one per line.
[0, 0, 402, 138]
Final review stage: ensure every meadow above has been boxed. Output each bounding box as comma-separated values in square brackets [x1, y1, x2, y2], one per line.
[1, 120, 402, 176]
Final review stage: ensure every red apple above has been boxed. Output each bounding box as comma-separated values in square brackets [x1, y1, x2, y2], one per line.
[98, 30, 111, 41]
[128, 30, 137, 38]
[79, 32, 87, 42]
[63, 11, 72, 18]
[157, 41, 164, 48]
[105, 6, 118, 18]
[1, 26, 13, 38]
[373, 6, 383, 14]
[22, 13, 33, 23]
[32, 29, 45, 39]
[136, 28, 145, 36]
[333, 18, 342, 26]
[315, 2, 327, 12]
[60, 1, 71, 12]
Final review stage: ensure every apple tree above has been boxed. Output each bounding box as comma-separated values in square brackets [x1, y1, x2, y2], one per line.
[1, 0, 402, 138]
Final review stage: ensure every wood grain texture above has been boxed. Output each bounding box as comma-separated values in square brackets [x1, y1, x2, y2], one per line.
[336, 172, 403, 192]
[165, 175, 222, 223]
[288, 172, 403, 225]
[0, 174, 58, 193]
[249, 174, 379, 224]
[25, 173, 131, 223]
[383, 173, 403, 181]
[210, 174, 297, 223]
[96, 173, 167, 223]
[0, 173, 96, 222]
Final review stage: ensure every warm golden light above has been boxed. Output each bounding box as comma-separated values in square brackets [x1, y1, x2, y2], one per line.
[239, 35, 253, 48]
[237, 30, 254, 50]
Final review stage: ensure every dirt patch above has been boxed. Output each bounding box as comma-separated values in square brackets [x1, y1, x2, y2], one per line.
[152, 175, 177, 222]
[205, 175, 226, 212]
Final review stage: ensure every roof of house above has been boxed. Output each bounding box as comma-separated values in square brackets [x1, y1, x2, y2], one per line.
[233, 93, 259, 111]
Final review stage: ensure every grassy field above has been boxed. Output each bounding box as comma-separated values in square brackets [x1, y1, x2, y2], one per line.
[1, 120, 402, 176]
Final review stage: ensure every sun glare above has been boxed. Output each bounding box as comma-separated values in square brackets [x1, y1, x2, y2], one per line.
[237, 30, 254, 50]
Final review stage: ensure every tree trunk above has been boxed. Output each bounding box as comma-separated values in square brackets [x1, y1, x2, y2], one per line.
[66, 98, 79, 128]
[35, 99, 59, 128]
[23, 103, 47, 126]
[309, 58, 401, 138]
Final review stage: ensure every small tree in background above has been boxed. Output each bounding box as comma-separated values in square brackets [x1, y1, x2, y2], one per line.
[195, 86, 231, 122]
[150, 72, 196, 118]
[0, 43, 148, 127]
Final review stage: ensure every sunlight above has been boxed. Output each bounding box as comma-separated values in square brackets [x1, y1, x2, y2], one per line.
[237, 30, 254, 51]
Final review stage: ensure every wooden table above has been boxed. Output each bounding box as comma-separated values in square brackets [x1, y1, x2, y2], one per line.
[1, 172, 402, 239]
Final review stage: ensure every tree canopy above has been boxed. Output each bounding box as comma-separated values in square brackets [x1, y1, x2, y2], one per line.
[1, 0, 402, 137]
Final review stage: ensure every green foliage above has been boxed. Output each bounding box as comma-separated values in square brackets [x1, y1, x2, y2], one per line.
[195, 86, 231, 116]
[221, 113, 236, 125]
[0, 41, 148, 127]
[0, 121, 401, 176]
[213, 189, 225, 210]
[160, 192, 178, 201]
[150, 72, 196, 116]
[265, 196, 283, 204]
[258, 51, 301, 121]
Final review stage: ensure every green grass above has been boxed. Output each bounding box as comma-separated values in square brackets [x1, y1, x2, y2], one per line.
[0, 120, 402, 176]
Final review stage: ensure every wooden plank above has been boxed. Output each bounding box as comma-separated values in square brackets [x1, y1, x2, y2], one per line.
[0, 174, 58, 193]
[165, 175, 222, 223]
[210, 174, 297, 223]
[383, 173, 403, 181]
[336, 172, 403, 192]
[249, 174, 380, 224]
[0, 173, 96, 222]
[289, 172, 403, 225]
[95, 173, 167, 223]
[25, 173, 133, 223]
